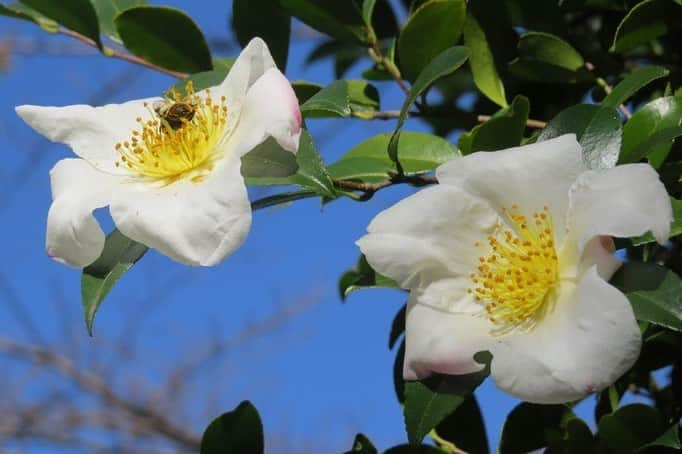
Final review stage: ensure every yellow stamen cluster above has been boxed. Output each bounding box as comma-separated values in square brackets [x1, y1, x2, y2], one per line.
[114, 81, 228, 185]
[468, 205, 559, 334]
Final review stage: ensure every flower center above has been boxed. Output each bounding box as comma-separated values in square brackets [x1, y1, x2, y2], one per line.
[468, 205, 559, 334]
[114, 81, 228, 185]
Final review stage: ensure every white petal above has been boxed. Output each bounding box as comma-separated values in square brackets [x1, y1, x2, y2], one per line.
[109, 157, 251, 266]
[16, 99, 157, 173]
[356, 185, 499, 289]
[224, 68, 302, 158]
[489, 266, 641, 404]
[436, 134, 586, 243]
[47, 158, 114, 268]
[568, 163, 672, 250]
[404, 289, 492, 380]
[215, 37, 277, 107]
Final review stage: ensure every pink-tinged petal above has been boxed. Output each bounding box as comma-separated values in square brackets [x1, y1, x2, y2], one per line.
[15, 99, 158, 174]
[109, 156, 251, 266]
[489, 266, 641, 404]
[568, 163, 672, 251]
[404, 288, 493, 380]
[47, 158, 114, 268]
[357, 185, 499, 290]
[436, 134, 586, 245]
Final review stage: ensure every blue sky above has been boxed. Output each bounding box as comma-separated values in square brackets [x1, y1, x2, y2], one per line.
[0, 1, 623, 452]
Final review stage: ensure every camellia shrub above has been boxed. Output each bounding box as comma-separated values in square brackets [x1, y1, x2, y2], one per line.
[3, 0, 682, 452]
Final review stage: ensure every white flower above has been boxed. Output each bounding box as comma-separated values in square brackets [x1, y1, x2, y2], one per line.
[16, 38, 302, 267]
[357, 135, 672, 404]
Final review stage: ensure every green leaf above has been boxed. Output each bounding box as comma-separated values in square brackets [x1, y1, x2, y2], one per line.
[638, 424, 682, 452]
[389, 46, 470, 167]
[621, 96, 682, 167]
[383, 445, 445, 454]
[0, 3, 58, 32]
[250, 190, 318, 210]
[546, 418, 596, 454]
[115, 6, 212, 73]
[627, 271, 682, 332]
[633, 198, 682, 245]
[538, 104, 621, 169]
[338, 255, 399, 300]
[81, 229, 148, 335]
[403, 352, 491, 445]
[508, 31, 591, 83]
[91, 0, 145, 43]
[388, 304, 406, 350]
[344, 433, 378, 454]
[463, 12, 507, 107]
[301, 80, 351, 117]
[242, 137, 299, 181]
[361, 0, 376, 28]
[397, 0, 466, 82]
[328, 132, 460, 183]
[290, 130, 336, 197]
[619, 126, 682, 166]
[171, 60, 234, 95]
[279, 0, 368, 43]
[21, 0, 102, 48]
[292, 81, 323, 104]
[458, 95, 529, 155]
[597, 404, 665, 453]
[232, 0, 290, 70]
[200, 401, 264, 454]
[434, 396, 489, 454]
[499, 403, 581, 454]
[347, 80, 380, 114]
[602, 66, 669, 109]
[611, 0, 682, 53]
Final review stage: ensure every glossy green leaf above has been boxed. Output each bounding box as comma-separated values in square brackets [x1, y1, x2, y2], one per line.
[434, 396, 489, 454]
[538, 104, 622, 169]
[200, 401, 264, 454]
[602, 66, 669, 109]
[620, 126, 682, 165]
[611, 0, 682, 53]
[463, 12, 507, 107]
[301, 80, 351, 117]
[328, 132, 460, 183]
[597, 404, 665, 453]
[21, 0, 102, 48]
[232, 0, 290, 70]
[292, 81, 323, 104]
[628, 271, 682, 332]
[290, 130, 336, 197]
[404, 352, 491, 445]
[458, 95, 529, 155]
[508, 31, 591, 83]
[347, 80, 380, 114]
[81, 229, 148, 336]
[389, 46, 469, 167]
[339, 255, 399, 300]
[344, 433, 378, 454]
[499, 403, 580, 454]
[91, 0, 146, 43]
[397, 0, 466, 82]
[0, 3, 58, 32]
[115, 6, 212, 73]
[621, 96, 682, 166]
[242, 137, 299, 180]
[633, 198, 682, 245]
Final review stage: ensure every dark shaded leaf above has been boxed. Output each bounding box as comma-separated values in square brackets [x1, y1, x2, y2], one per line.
[611, 0, 682, 53]
[290, 130, 336, 197]
[458, 95, 529, 155]
[632, 198, 682, 245]
[628, 271, 682, 332]
[499, 403, 579, 454]
[339, 255, 399, 300]
[22, 0, 101, 47]
[242, 137, 299, 181]
[115, 6, 212, 73]
[638, 424, 681, 452]
[463, 12, 507, 107]
[81, 229, 148, 335]
[233, 0, 290, 70]
[597, 404, 665, 453]
[91, 0, 145, 43]
[434, 396, 489, 454]
[0, 2, 58, 32]
[404, 352, 491, 445]
[345, 433, 378, 454]
[200, 401, 264, 454]
[397, 0, 466, 82]
[602, 66, 669, 109]
[388, 304, 406, 350]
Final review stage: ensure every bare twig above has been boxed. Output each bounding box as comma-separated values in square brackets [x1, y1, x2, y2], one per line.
[585, 62, 632, 119]
[333, 174, 438, 200]
[477, 114, 547, 129]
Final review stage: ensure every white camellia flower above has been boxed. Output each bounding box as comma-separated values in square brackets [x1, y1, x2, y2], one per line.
[16, 38, 301, 268]
[357, 134, 672, 404]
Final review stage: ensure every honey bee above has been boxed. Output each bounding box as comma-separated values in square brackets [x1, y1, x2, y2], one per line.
[154, 101, 196, 131]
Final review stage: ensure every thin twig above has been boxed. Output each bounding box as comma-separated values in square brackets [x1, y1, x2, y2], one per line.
[369, 43, 411, 96]
[58, 29, 188, 79]
[585, 62, 632, 119]
[333, 174, 438, 200]
[477, 114, 548, 129]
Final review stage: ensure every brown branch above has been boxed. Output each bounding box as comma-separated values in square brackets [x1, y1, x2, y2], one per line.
[333, 174, 438, 200]
[0, 337, 200, 450]
[58, 29, 188, 79]
[369, 43, 411, 97]
[477, 114, 548, 129]
[585, 62, 632, 119]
